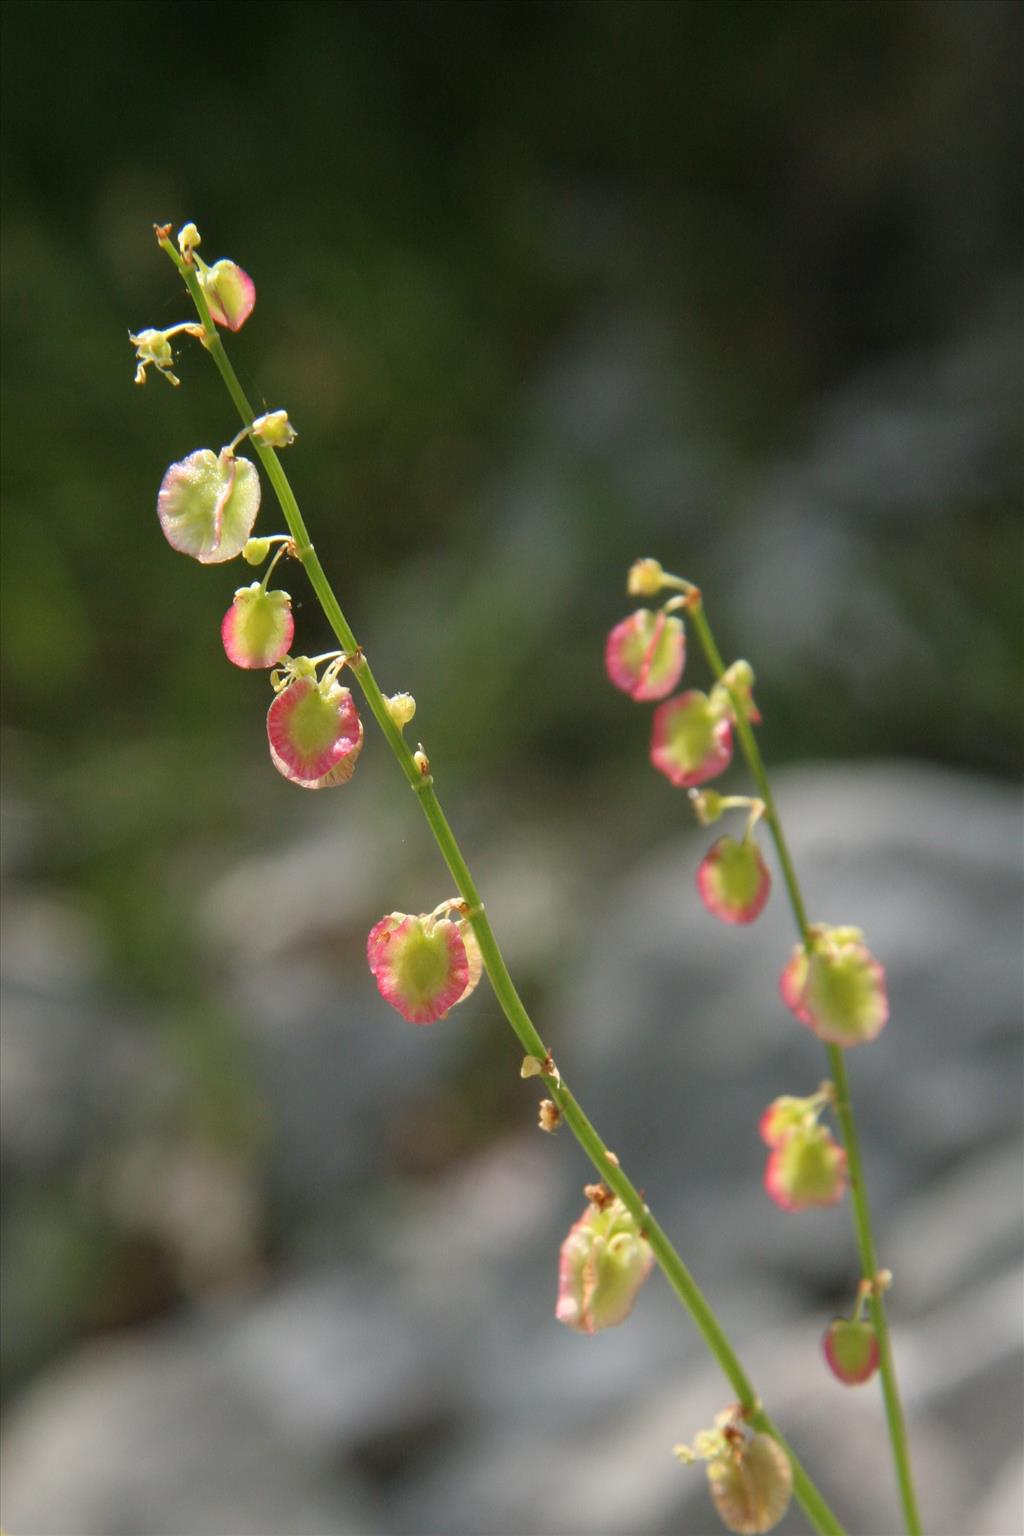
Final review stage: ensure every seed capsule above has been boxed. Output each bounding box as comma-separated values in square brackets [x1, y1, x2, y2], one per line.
[221, 585, 294, 669]
[367, 911, 482, 1024]
[780, 927, 888, 1047]
[555, 1195, 653, 1334]
[707, 1434, 793, 1535]
[763, 1124, 847, 1211]
[650, 690, 733, 788]
[758, 1095, 814, 1148]
[823, 1317, 880, 1385]
[198, 259, 256, 331]
[266, 677, 363, 788]
[157, 448, 261, 564]
[696, 836, 771, 924]
[605, 609, 685, 701]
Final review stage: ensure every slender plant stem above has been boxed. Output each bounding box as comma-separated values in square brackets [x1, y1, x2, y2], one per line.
[156, 234, 847, 1536]
[687, 600, 923, 1536]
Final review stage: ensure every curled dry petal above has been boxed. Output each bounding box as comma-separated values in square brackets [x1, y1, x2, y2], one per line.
[158, 448, 261, 564]
[696, 836, 771, 924]
[266, 678, 363, 787]
[221, 585, 294, 669]
[555, 1196, 654, 1334]
[650, 690, 733, 788]
[366, 912, 481, 1024]
[707, 1434, 794, 1535]
[605, 610, 685, 701]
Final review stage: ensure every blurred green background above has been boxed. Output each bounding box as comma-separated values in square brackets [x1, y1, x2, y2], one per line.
[1, 0, 1021, 1453]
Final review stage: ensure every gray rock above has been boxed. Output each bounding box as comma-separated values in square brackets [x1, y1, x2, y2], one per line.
[2, 763, 1021, 1535]
[0, 1321, 377, 1536]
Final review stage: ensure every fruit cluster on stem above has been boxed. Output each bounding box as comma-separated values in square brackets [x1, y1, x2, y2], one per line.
[130, 223, 924, 1536]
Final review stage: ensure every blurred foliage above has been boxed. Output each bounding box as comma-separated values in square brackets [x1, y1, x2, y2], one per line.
[3, 0, 1021, 782]
[1, 0, 1021, 1398]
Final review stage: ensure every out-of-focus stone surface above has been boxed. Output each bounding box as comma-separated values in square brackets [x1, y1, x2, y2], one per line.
[0, 1324, 377, 1536]
[2, 760, 1021, 1535]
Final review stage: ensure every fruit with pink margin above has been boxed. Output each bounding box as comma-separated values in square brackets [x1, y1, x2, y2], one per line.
[199, 259, 256, 331]
[267, 677, 363, 788]
[764, 1125, 847, 1211]
[555, 1194, 654, 1334]
[367, 911, 481, 1024]
[823, 1317, 880, 1385]
[696, 835, 771, 924]
[649, 690, 733, 788]
[157, 448, 260, 564]
[221, 584, 294, 669]
[605, 609, 685, 701]
[779, 926, 888, 1047]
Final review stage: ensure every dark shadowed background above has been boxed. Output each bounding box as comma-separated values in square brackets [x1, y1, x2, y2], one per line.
[2, 3, 1022, 1534]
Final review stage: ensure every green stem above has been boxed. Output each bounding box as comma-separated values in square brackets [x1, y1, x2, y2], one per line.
[687, 598, 923, 1536]
[157, 235, 845, 1536]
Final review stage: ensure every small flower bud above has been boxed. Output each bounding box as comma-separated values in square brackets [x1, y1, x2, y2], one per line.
[177, 222, 201, 260]
[689, 788, 725, 826]
[198, 258, 256, 332]
[243, 537, 271, 566]
[385, 692, 417, 728]
[764, 1124, 847, 1211]
[707, 1434, 793, 1535]
[829, 925, 867, 947]
[724, 659, 754, 690]
[413, 748, 430, 775]
[367, 910, 482, 1024]
[251, 410, 297, 449]
[780, 928, 888, 1047]
[221, 584, 294, 670]
[520, 1055, 544, 1078]
[555, 1196, 654, 1334]
[720, 658, 762, 725]
[538, 1099, 561, 1133]
[605, 610, 685, 701]
[696, 835, 771, 924]
[266, 675, 363, 788]
[650, 690, 733, 788]
[823, 1317, 880, 1386]
[157, 448, 261, 563]
[627, 557, 666, 596]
